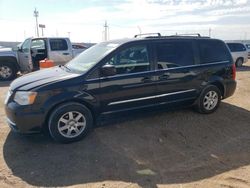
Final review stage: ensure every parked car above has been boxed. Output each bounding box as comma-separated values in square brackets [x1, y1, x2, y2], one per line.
[0, 37, 86, 81]
[245, 43, 250, 59]
[72, 44, 88, 58]
[226, 42, 248, 67]
[5, 34, 237, 143]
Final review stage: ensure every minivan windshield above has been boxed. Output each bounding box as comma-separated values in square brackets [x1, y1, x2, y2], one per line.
[66, 42, 119, 73]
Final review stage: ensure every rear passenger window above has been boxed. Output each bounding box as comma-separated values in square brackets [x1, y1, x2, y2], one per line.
[199, 40, 230, 64]
[156, 41, 194, 69]
[50, 39, 68, 51]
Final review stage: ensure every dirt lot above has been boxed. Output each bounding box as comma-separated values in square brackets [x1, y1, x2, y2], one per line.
[0, 62, 250, 188]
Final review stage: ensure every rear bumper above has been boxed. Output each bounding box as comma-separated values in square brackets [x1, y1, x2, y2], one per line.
[223, 80, 237, 99]
[5, 102, 44, 134]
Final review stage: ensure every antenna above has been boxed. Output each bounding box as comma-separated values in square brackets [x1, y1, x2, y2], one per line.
[33, 8, 39, 37]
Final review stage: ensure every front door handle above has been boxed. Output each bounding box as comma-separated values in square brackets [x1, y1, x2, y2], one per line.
[63, 53, 70, 55]
[159, 73, 170, 80]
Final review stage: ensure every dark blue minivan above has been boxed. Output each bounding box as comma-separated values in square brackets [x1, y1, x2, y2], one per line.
[5, 34, 237, 143]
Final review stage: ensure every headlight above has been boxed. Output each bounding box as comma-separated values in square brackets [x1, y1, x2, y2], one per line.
[14, 91, 37, 105]
[4, 90, 12, 104]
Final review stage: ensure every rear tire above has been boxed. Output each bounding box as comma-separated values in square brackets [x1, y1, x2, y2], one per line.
[236, 58, 243, 67]
[195, 85, 221, 114]
[0, 62, 17, 81]
[48, 102, 93, 143]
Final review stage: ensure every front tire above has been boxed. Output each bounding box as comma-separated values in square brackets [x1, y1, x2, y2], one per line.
[236, 58, 243, 67]
[48, 102, 93, 143]
[195, 85, 221, 114]
[0, 63, 17, 81]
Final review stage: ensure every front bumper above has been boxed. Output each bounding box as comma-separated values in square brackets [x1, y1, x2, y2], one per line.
[5, 101, 45, 133]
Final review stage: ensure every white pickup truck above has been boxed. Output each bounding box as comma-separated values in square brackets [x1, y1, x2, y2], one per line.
[0, 37, 87, 81]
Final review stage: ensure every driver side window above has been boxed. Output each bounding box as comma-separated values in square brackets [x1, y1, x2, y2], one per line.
[106, 45, 150, 75]
[21, 39, 31, 53]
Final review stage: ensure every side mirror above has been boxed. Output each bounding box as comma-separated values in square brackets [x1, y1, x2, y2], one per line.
[12, 46, 19, 51]
[101, 64, 116, 77]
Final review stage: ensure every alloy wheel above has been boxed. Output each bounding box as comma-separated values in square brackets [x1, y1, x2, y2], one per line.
[0, 66, 12, 79]
[57, 111, 86, 138]
[203, 91, 218, 111]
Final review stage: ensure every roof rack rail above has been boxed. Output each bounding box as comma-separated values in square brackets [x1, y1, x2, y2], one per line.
[170, 33, 202, 37]
[134, 33, 161, 38]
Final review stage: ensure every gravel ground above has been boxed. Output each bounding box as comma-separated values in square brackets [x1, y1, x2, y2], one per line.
[0, 61, 250, 188]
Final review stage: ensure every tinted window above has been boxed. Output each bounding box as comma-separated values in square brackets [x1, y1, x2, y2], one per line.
[199, 40, 230, 64]
[227, 43, 246, 52]
[105, 45, 150, 75]
[156, 41, 194, 69]
[50, 39, 68, 51]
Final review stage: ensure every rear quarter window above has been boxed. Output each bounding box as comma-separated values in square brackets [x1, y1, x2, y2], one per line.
[227, 43, 246, 52]
[199, 40, 231, 64]
[50, 39, 68, 51]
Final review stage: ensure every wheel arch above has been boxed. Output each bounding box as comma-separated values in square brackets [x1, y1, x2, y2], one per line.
[43, 98, 97, 131]
[0, 56, 20, 71]
[236, 57, 244, 62]
[210, 81, 224, 98]
[201, 78, 225, 98]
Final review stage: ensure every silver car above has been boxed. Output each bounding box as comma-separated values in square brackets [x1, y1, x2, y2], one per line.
[245, 44, 250, 59]
[226, 42, 248, 67]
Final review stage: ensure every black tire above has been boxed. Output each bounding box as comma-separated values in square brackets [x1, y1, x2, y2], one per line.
[0, 62, 17, 81]
[195, 85, 221, 114]
[48, 102, 93, 143]
[236, 58, 243, 67]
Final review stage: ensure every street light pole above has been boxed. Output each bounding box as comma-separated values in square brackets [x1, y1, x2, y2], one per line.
[104, 21, 108, 41]
[34, 8, 39, 37]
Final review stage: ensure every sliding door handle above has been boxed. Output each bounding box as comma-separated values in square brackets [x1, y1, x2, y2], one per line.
[141, 77, 151, 83]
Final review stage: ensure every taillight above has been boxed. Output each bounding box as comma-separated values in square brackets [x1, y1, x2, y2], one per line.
[232, 63, 236, 80]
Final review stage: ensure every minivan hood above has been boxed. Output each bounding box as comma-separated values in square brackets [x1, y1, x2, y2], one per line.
[10, 67, 80, 91]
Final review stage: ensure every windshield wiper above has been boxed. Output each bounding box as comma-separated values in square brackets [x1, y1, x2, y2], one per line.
[59, 65, 71, 72]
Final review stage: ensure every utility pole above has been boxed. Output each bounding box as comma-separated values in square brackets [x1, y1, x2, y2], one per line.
[209, 28, 212, 37]
[244, 32, 247, 40]
[33, 8, 39, 37]
[68, 32, 71, 39]
[104, 21, 108, 41]
[137, 26, 142, 35]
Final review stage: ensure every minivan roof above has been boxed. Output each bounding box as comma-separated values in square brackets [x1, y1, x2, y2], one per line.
[103, 36, 223, 47]
[226, 42, 245, 44]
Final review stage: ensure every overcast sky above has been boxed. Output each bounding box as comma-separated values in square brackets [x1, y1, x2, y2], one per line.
[0, 0, 250, 42]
